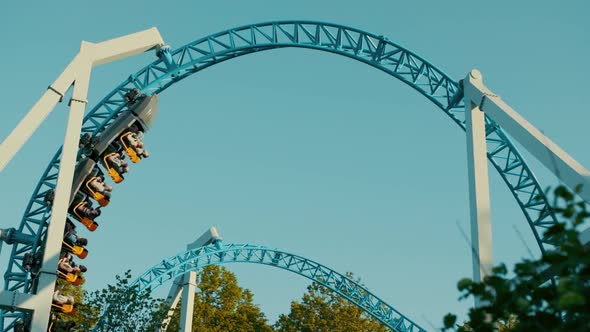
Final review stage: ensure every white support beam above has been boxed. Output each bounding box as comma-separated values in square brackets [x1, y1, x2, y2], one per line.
[161, 280, 183, 331]
[179, 271, 197, 332]
[464, 70, 493, 307]
[30, 57, 92, 332]
[161, 227, 221, 332]
[89, 27, 165, 66]
[463, 70, 590, 203]
[0, 54, 86, 172]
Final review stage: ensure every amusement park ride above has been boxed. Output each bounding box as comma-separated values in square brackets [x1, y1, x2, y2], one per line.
[0, 21, 589, 331]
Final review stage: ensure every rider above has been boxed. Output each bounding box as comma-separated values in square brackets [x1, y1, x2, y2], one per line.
[58, 252, 87, 275]
[105, 150, 129, 175]
[124, 131, 150, 158]
[121, 125, 149, 159]
[73, 198, 101, 220]
[63, 218, 88, 247]
[87, 172, 113, 200]
[53, 285, 75, 305]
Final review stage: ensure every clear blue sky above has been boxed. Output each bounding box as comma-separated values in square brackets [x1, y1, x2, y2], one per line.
[1, 0, 589, 329]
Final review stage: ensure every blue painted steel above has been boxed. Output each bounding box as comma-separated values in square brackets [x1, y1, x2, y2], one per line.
[97, 243, 427, 332]
[2, 20, 558, 330]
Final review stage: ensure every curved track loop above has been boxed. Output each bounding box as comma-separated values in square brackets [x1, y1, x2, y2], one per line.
[3, 20, 558, 330]
[124, 243, 426, 332]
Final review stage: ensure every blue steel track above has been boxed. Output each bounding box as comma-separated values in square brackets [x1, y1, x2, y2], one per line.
[2, 21, 558, 331]
[96, 243, 426, 332]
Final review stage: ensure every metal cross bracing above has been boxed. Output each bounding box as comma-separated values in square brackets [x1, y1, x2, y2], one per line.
[101, 243, 426, 332]
[2, 20, 558, 330]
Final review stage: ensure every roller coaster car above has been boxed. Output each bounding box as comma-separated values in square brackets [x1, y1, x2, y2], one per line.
[92, 92, 158, 159]
[76, 92, 158, 185]
[62, 241, 88, 259]
[52, 303, 75, 314]
[58, 270, 85, 286]
[69, 192, 99, 231]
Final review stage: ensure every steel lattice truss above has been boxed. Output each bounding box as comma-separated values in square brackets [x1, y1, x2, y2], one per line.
[125, 243, 426, 332]
[2, 20, 558, 331]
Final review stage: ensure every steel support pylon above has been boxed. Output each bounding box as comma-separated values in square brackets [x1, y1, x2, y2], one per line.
[160, 227, 221, 332]
[464, 70, 493, 307]
[179, 271, 197, 332]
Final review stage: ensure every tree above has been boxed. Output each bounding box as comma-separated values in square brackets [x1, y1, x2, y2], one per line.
[274, 274, 389, 332]
[443, 185, 590, 332]
[75, 270, 167, 332]
[166, 265, 273, 332]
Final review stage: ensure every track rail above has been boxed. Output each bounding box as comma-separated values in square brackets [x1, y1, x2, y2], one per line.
[96, 243, 426, 332]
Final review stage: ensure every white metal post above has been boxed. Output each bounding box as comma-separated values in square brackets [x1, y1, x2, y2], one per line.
[30, 55, 92, 331]
[179, 271, 197, 332]
[161, 282, 183, 331]
[160, 227, 221, 332]
[0, 54, 83, 171]
[161, 227, 221, 332]
[464, 70, 493, 307]
[463, 71, 590, 203]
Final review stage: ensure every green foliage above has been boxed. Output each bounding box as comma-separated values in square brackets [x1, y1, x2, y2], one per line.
[442, 185, 590, 332]
[75, 270, 167, 332]
[274, 273, 388, 332]
[78, 266, 389, 332]
[166, 265, 273, 332]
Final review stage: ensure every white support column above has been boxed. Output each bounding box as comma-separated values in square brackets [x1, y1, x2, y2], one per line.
[160, 227, 221, 332]
[464, 70, 493, 306]
[179, 271, 197, 332]
[0, 54, 84, 171]
[463, 71, 590, 203]
[161, 282, 183, 331]
[30, 57, 92, 332]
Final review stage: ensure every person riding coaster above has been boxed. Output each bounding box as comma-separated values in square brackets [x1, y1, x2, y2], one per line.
[100, 144, 129, 183]
[57, 269, 85, 286]
[63, 218, 88, 247]
[69, 192, 100, 231]
[119, 129, 149, 163]
[52, 286, 76, 314]
[82, 168, 112, 206]
[57, 253, 86, 286]
[61, 240, 88, 259]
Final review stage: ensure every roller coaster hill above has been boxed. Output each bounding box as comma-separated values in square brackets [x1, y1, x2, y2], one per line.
[1, 21, 590, 332]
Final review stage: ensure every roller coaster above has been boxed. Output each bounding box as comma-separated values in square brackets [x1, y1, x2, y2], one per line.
[1, 20, 589, 331]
